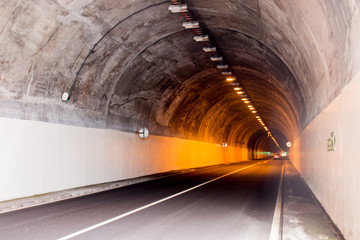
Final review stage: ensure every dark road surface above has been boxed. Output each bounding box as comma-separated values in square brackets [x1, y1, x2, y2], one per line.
[0, 160, 283, 240]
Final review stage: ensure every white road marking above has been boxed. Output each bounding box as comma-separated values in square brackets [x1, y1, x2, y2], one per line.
[57, 162, 263, 240]
[269, 162, 285, 240]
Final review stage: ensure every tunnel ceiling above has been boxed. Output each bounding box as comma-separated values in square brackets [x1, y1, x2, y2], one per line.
[0, 0, 356, 151]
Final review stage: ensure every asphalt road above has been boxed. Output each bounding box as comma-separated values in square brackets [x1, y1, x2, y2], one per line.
[0, 160, 283, 240]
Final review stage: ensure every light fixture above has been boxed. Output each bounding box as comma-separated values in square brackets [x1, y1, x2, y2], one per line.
[256, 116, 260, 119]
[168, 4, 188, 13]
[138, 127, 149, 139]
[234, 87, 242, 91]
[226, 77, 236, 82]
[236, 91, 244, 95]
[244, 100, 250, 103]
[242, 98, 249, 101]
[194, 35, 209, 41]
[182, 21, 199, 29]
[203, 46, 216, 52]
[248, 105, 253, 108]
[62, 92, 69, 102]
[221, 71, 232, 75]
[217, 64, 228, 69]
[210, 56, 223, 61]
[252, 110, 257, 113]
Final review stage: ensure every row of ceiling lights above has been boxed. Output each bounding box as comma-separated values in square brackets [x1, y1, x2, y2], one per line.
[169, 1, 283, 152]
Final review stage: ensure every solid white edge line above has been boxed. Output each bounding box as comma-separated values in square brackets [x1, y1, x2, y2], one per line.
[57, 162, 263, 240]
[269, 162, 285, 240]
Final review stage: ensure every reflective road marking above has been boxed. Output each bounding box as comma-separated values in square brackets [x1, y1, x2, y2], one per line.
[58, 162, 263, 240]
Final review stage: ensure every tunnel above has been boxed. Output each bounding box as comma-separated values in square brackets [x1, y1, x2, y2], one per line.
[0, 0, 360, 239]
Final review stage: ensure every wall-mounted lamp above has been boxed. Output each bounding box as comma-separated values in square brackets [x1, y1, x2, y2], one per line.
[138, 127, 149, 139]
[61, 92, 70, 103]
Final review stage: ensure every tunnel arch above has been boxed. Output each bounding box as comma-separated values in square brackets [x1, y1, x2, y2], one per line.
[0, 0, 357, 155]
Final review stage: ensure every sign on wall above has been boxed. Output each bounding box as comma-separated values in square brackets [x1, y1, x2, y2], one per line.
[326, 131, 336, 151]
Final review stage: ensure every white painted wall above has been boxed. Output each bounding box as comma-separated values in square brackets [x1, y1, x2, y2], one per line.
[290, 72, 360, 240]
[0, 117, 247, 202]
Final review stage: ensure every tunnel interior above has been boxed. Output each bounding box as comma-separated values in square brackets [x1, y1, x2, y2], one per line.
[0, 0, 353, 155]
[1, 1, 360, 238]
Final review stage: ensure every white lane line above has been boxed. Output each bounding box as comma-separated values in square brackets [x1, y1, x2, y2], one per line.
[269, 162, 285, 240]
[57, 162, 263, 240]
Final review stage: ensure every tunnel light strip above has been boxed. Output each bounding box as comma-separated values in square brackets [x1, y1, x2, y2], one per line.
[169, 1, 284, 152]
[57, 162, 263, 240]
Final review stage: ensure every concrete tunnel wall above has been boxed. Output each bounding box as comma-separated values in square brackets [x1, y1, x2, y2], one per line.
[290, 71, 360, 240]
[0, 116, 247, 202]
[1, 0, 360, 239]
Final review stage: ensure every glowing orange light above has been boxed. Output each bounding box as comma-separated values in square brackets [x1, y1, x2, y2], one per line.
[237, 91, 244, 95]
[244, 101, 250, 104]
[234, 87, 241, 91]
[242, 98, 249, 101]
[226, 77, 236, 82]
[252, 110, 257, 113]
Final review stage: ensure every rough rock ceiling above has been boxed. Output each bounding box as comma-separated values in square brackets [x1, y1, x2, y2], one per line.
[0, 0, 357, 152]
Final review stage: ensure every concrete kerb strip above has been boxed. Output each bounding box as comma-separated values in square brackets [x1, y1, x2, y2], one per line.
[0, 170, 189, 214]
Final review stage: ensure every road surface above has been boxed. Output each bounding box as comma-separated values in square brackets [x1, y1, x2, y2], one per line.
[0, 160, 283, 240]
